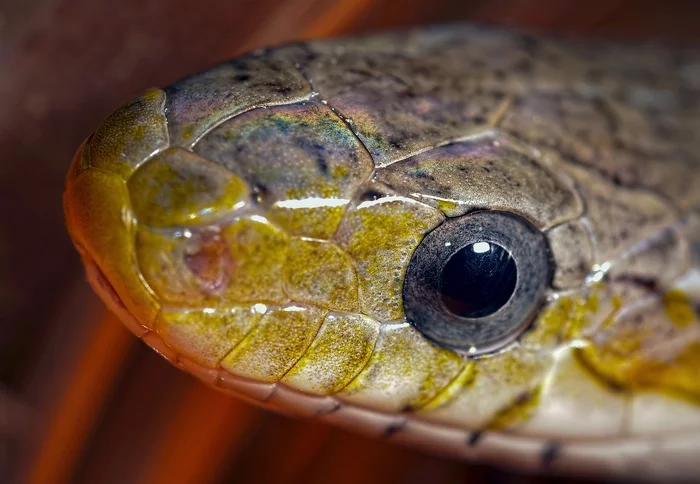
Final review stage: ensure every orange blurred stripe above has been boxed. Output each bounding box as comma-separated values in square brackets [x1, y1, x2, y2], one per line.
[235, 0, 335, 54]
[237, 0, 376, 55]
[303, 0, 377, 38]
[261, 422, 333, 483]
[139, 385, 262, 484]
[303, 431, 413, 484]
[27, 312, 135, 484]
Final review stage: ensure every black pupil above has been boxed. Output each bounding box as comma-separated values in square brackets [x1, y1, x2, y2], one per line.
[440, 241, 517, 318]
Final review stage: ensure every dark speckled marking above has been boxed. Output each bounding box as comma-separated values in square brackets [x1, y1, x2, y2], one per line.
[466, 431, 483, 447]
[165, 54, 312, 147]
[316, 402, 342, 416]
[376, 136, 582, 229]
[193, 100, 374, 238]
[382, 421, 406, 438]
[279, 28, 534, 166]
[541, 441, 561, 466]
[502, 92, 700, 209]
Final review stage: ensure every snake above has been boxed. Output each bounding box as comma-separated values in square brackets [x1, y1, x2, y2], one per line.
[63, 24, 700, 479]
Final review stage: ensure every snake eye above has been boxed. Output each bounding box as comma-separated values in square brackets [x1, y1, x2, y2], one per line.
[403, 211, 549, 355]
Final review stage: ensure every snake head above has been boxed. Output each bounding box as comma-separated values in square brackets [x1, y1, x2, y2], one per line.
[64, 28, 700, 475]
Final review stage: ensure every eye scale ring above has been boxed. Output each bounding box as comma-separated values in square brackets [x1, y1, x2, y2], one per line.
[403, 211, 550, 355]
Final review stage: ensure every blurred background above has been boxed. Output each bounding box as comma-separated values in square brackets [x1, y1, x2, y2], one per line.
[1, 1, 700, 483]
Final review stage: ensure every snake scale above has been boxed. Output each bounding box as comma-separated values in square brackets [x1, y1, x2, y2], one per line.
[63, 24, 700, 479]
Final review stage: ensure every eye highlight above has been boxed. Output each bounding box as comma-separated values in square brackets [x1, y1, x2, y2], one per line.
[403, 211, 550, 355]
[440, 241, 518, 319]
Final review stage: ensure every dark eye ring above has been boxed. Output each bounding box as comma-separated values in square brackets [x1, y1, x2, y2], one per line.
[403, 211, 550, 355]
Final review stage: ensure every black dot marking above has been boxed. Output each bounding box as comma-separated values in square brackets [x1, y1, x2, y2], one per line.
[466, 431, 482, 447]
[347, 68, 374, 79]
[252, 184, 268, 205]
[388, 137, 403, 150]
[316, 155, 329, 176]
[316, 403, 341, 416]
[229, 59, 250, 71]
[382, 421, 406, 438]
[359, 189, 384, 202]
[612, 275, 658, 292]
[541, 441, 561, 466]
[297, 43, 319, 62]
[411, 170, 436, 182]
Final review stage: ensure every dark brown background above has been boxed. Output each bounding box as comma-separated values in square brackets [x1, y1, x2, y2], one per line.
[1, 1, 699, 482]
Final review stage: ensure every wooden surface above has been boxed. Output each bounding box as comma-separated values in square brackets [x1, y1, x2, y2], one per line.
[1, 1, 699, 482]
